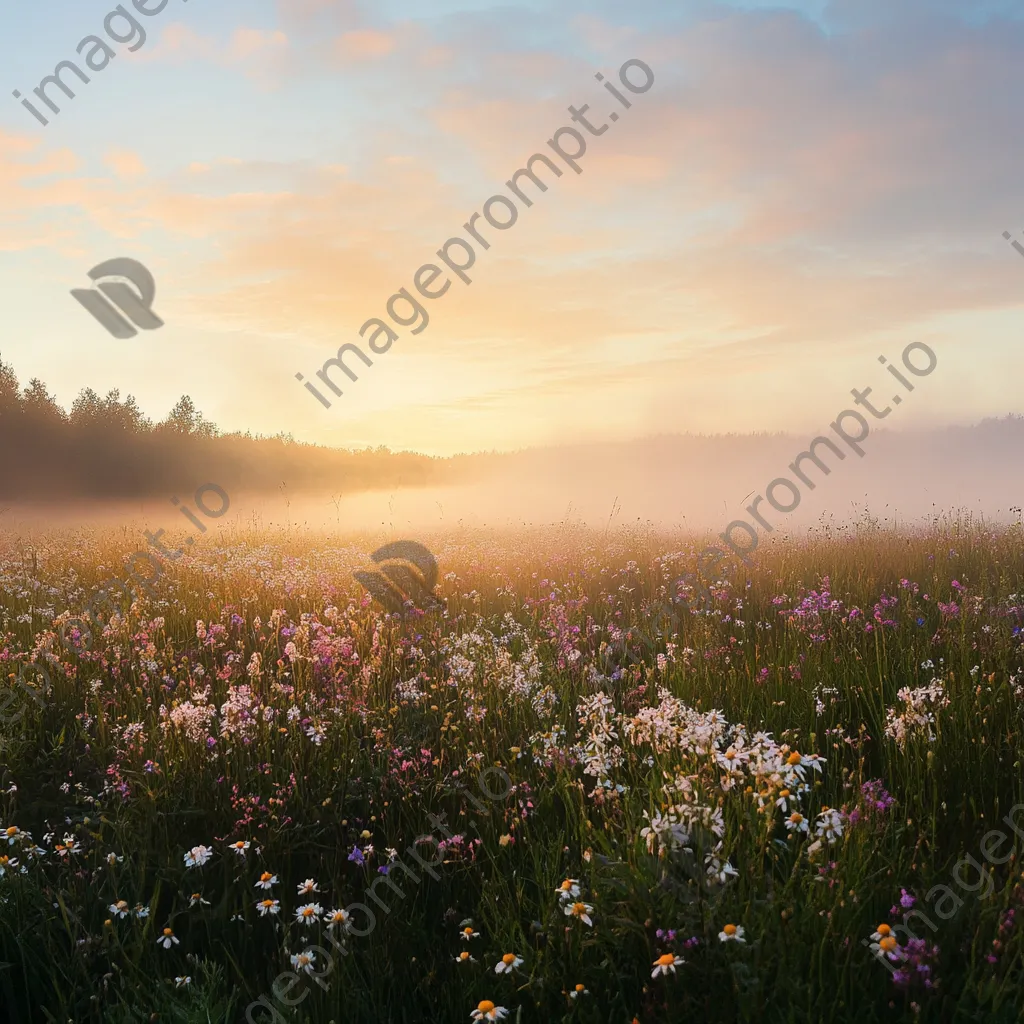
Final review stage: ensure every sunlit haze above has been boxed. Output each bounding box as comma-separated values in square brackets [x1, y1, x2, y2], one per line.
[1, 0, 1022, 459]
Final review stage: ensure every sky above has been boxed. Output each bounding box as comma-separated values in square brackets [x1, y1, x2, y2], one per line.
[1, 0, 1023, 457]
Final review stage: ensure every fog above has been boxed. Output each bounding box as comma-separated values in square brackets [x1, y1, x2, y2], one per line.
[3, 420, 1021, 543]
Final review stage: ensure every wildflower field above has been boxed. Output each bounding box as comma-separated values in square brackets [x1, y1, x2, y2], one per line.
[1, 515, 1023, 1023]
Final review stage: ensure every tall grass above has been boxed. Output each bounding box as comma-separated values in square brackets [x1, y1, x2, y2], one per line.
[0, 513, 1022, 1022]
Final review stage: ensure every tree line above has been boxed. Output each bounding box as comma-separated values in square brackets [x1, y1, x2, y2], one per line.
[0, 356, 450, 499]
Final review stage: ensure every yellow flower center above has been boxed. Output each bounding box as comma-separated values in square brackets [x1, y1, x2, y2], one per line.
[790, 813, 803, 823]
[502, 954, 515, 965]
[725, 748, 736, 759]
[463, 927, 473, 935]
[877, 923, 891, 935]
[163, 928, 173, 936]
[572, 902, 586, 914]
[560, 880, 571, 890]
[723, 924, 737, 936]
[5, 827, 15, 837]
[459, 952, 469, 960]
[260, 872, 272, 882]
[575, 984, 585, 992]
[302, 907, 314, 917]
[656, 953, 675, 966]
[779, 789, 790, 798]
[879, 936, 898, 952]
[477, 1001, 495, 1013]
[787, 752, 802, 765]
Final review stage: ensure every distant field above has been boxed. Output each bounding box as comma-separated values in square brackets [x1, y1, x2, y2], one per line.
[0, 516, 1022, 1023]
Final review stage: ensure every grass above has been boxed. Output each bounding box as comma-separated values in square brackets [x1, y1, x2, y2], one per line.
[0, 511, 1022, 1022]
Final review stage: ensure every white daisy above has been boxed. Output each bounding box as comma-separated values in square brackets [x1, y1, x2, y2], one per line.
[470, 1001, 508, 1022]
[564, 901, 594, 926]
[290, 949, 317, 974]
[156, 927, 179, 949]
[718, 923, 746, 943]
[494, 953, 523, 974]
[324, 908, 351, 932]
[295, 902, 323, 926]
[651, 953, 685, 977]
[555, 878, 581, 901]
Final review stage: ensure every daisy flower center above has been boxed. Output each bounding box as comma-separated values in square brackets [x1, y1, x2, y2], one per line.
[502, 954, 515, 964]
[723, 924, 737, 936]
[477, 1001, 495, 1013]
[656, 954, 675, 966]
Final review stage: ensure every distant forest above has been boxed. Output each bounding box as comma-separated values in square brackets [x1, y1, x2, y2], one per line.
[0, 356, 453, 499]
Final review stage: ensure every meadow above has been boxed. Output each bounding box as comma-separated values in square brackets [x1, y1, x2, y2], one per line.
[0, 512, 1022, 1023]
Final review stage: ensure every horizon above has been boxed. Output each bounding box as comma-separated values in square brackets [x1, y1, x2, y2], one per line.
[1, 0, 1023, 458]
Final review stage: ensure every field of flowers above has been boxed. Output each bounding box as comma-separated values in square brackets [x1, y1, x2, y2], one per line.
[0, 514, 1023, 1023]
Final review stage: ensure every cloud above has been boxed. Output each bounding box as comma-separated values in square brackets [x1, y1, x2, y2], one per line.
[5, 0, 1024, 453]
[132, 22, 218, 64]
[226, 28, 290, 63]
[104, 150, 147, 179]
[335, 29, 397, 59]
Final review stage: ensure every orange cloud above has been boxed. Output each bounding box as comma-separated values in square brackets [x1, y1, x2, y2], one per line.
[336, 29, 397, 60]
[104, 150, 147, 179]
